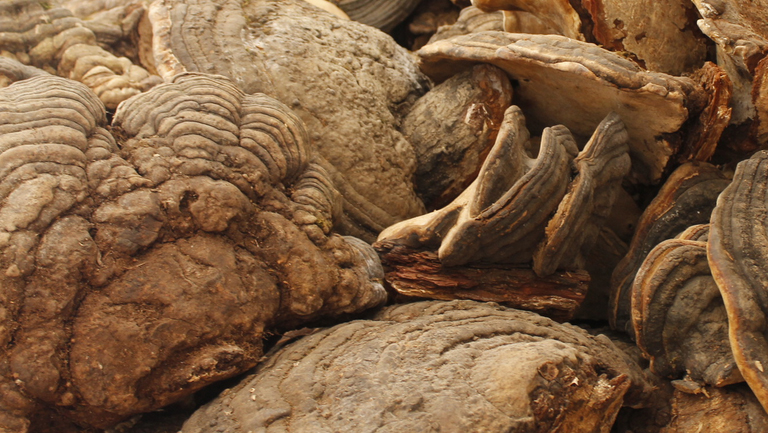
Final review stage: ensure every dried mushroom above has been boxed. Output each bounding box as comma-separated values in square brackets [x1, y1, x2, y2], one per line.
[377, 108, 634, 320]
[678, 62, 733, 163]
[429, 6, 505, 43]
[0, 0, 160, 109]
[610, 162, 730, 335]
[328, 0, 421, 31]
[631, 236, 740, 387]
[181, 300, 652, 433]
[709, 150, 768, 413]
[471, 0, 585, 40]
[582, 0, 708, 75]
[533, 111, 630, 276]
[418, 32, 699, 184]
[379, 105, 577, 267]
[665, 385, 768, 432]
[401, 63, 513, 209]
[145, 0, 429, 241]
[0, 69, 385, 430]
[692, 1, 768, 126]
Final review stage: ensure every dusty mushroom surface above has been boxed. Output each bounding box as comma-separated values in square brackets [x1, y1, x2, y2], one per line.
[0, 0, 161, 109]
[181, 300, 651, 433]
[610, 162, 731, 335]
[0, 67, 385, 431]
[401, 63, 513, 209]
[417, 31, 699, 184]
[143, 0, 430, 241]
[631, 234, 741, 387]
[709, 150, 768, 414]
[7, 0, 768, 432]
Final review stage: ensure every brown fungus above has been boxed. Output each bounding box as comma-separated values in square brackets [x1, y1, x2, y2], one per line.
[709, 149, 768, 413]
[692, 0, 768, 126]
[417, 32, 699, 184]
[401, 63, 513, 209]
[181, 300, 652, 433]
[328, 0, 422, 32]
[533, 111, 630, 276]
[610, 162, 730, 335]
[429, 6, 506, 43]
[145, 0, 430, 241]
[582, 0, 709, 75]
[631, 236, 741, 387]
[471, 0, 585, 40]
[0, 0, 160, 109]
[0, 71, 386, 430]
[379, 105, 577, 267]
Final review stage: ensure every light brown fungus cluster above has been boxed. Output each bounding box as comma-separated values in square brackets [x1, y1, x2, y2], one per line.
[4, 0, 768, 432]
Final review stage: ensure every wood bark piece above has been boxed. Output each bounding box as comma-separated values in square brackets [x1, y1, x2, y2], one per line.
[631, 237, 741, 387]
[181, 300, 653, 433]
[417, 32, 697, 184]
[0, 71, 386, 431]
[145, 0, 430, 241]
[610, 162, 730, 335]
[678, 62, 733, 163]
[709, 149, 768, 413]
[401, 64, 513, 209]
[692, 0, 768, 129]
[378, 105, 577, 267]
[375, 241, 589, 322]
[533, 111, 630, 276]
[582, 0, 708, 75]
[663, 385, 768, 433]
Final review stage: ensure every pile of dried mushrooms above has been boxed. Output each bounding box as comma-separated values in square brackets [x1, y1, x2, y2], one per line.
[3, 0, 768, 431]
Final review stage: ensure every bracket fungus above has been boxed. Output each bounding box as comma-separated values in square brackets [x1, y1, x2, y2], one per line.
[709, 150, 768, 413]
[328, 0, 422, 32]
[429, 6, 505, 43]
[472, 0, 585, 40]
[610, 162, 731, 335]
[401, 63, 513, 209]
[417, 32, 699, 184]
[181, 301, 652, 433]
[377, 106, 632, 320]
[379, 105, 577, 267]
[144, 0, 430, 241]
[692, 1, 768, 125]
[472, 0, 708, 75]
[0, 0, 161, 109]
[0, 68, 386, 430]
[533, 111, 630, 277]
[631, 230, 741, 387]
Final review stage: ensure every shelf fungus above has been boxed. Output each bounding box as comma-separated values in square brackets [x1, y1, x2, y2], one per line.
[401, 63, 514, 209]
[533, 112, 631, 277]
[328, 0, 422, 32]
[376, 106, 631, 320]
[471, 0, 585, 40]
[692, 0, 768, 142]
[0, 70, 386, 431]
[429, 6, 506, 44]
[181, 300, 653, 433]
[417, 32, 703, 184]
[472, 0, 708, 75]
[630, 228, 742, 387]
[145, 0, 430, 241]
[0, 0, 161, 109]
[709, 150, 768, 413]
[610, 162, 731, 335]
